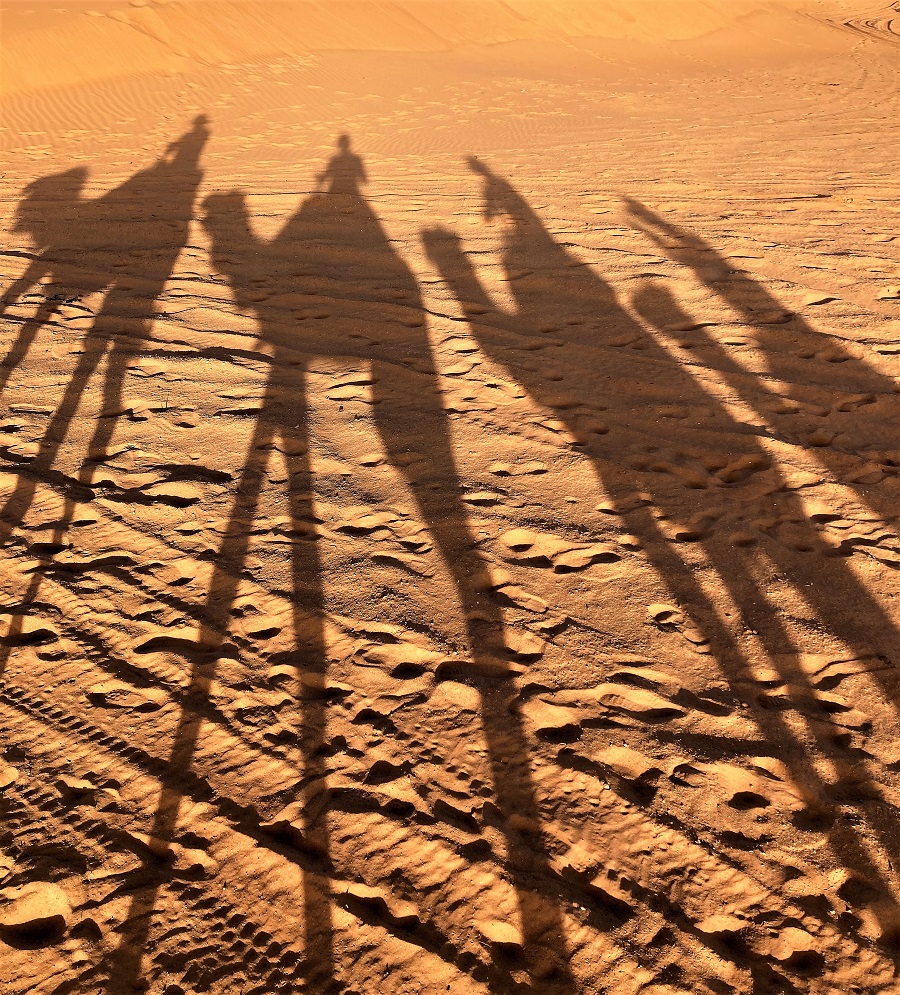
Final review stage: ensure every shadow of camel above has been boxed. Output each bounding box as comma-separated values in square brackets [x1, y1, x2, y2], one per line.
[422, 159, 900, 967]
[0, 167, 99, 395]
[0, 116, 209, 676]
[108, 136, 574, 993]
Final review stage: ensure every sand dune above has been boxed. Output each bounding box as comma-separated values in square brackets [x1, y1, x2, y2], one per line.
[1, 0, 877, 98]
[1, 1, 899, 993]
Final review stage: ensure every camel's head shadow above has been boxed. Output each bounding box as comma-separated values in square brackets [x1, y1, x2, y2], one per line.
[14, 167, 89, 248]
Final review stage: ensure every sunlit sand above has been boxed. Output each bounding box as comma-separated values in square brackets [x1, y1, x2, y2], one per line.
[1, 2, 898, 993]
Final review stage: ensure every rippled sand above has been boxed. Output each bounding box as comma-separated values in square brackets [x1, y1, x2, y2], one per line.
[1, 3, 898, 993]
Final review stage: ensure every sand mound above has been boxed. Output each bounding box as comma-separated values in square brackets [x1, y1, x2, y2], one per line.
[2, 0, 883, 97]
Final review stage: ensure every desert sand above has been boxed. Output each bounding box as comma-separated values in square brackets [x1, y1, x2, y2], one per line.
[0, 1, 898, 993]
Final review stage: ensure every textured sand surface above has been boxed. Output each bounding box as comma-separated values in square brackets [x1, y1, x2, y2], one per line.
[1, 2, 899, 993]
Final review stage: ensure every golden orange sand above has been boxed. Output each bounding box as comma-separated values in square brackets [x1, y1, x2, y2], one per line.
[0, 2, 898, 993]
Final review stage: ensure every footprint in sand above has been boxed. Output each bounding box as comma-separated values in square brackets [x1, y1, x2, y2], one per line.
[498, 527, 619, 572]
[646, 603, 710, 652]
[86, 680, 166, 712]
[0, 616, 58, 646]
[488, 460, 548, 477]
[0, 883, 70, 943]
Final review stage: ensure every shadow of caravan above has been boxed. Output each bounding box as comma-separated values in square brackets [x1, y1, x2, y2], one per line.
[423, 159, 900, 961]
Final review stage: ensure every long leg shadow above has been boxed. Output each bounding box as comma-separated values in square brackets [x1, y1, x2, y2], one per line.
[106, 359, 331, 990]
[624, 203, 900, 714]
[625, 198, 900, 522]
[0, 121, 209, 682]
[423, 161, 900, 962]
[109, 135, 572, 992]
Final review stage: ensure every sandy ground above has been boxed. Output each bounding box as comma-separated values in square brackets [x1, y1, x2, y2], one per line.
[0, 2, 899, 993]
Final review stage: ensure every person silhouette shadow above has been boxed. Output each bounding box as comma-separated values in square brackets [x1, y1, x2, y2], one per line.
[624, 196, 900, 525]
[314, 131, 367, 194]
[624, 202, 900, 709]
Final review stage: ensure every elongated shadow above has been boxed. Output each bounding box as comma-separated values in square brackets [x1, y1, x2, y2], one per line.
[109, 136, 572, 992]
[625, 198, 900, 666]
[624, 198, 899, 507]
[0, 168, 98, 396]
[423, 161, 900, 961]
[0, 118, 209, 680]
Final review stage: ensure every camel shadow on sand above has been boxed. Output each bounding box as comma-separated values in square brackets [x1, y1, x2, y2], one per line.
[424, 159, 900, 981]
